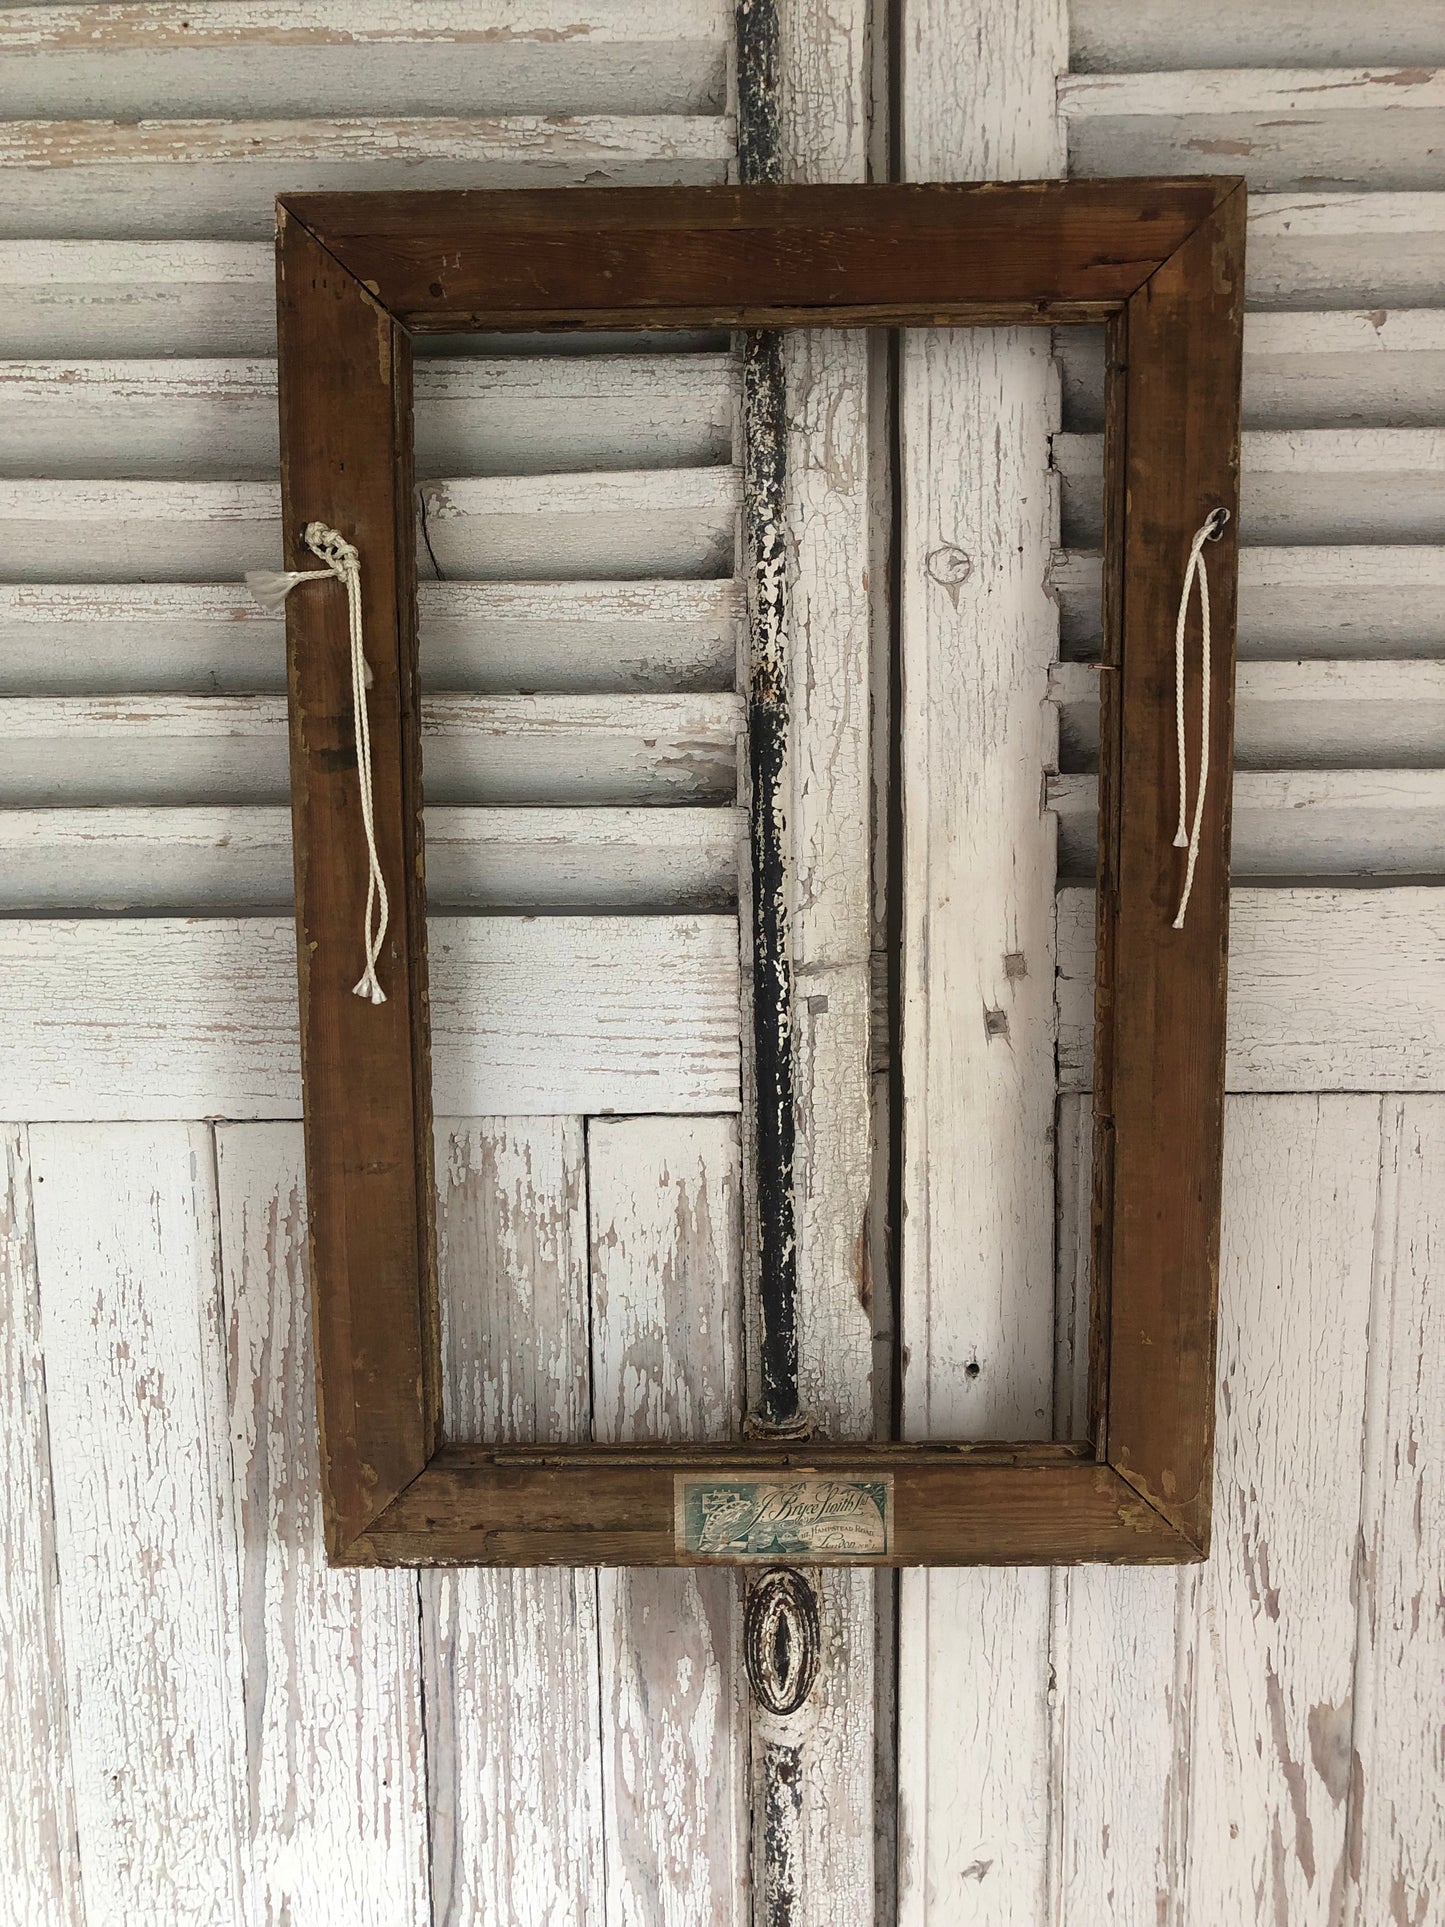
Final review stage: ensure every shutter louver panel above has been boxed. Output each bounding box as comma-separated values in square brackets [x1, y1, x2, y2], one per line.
[0, 0, 743, 922]
[1053, 25, 1445, 881]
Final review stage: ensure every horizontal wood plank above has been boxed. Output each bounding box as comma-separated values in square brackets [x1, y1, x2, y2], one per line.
[352, 1448, 1192, 1566]
[1247, 190, 1445, 307]
[0, 577, 740, 694]
[1057, 886, 1445, 1091]
[288, 178, 1232, 328]
[1070, 1, 1440, 71]
[0, 916, 741, 1119]
[0, 692, 744, 805]
[1050, 659, 1445, 767]
[1050, 770, 1445, 877]
[0, 805, 742, 914]
[0, 1, 727, 122]
[0, 118, 733, 239]
[1062, 68, 1445, 193]
[1052, 545, 1445, 656]
[0, 353, 736, 479]
[1058, 309, 1445, 429]
[1056, 428, 1445, 544]
[0, 470, 740, 580]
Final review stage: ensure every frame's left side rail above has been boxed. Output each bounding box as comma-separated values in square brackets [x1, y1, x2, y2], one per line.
[277, 206, 439, 1555]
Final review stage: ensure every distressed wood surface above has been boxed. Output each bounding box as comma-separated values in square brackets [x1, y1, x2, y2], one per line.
[1061, 66, 1445, 193]
[0, 914, 741, 1120]
[1056, 428, 1445, 547]
[28, 1124, 249, 1925]
[0, 469, 740, 581]
[1058, 309, 1445, 430]
[0, 578, 741, 695]
[588, 1116, 749, 1927]
[1071, 0, 1441, 70]
[1052, 770, 1445, 878]
[0, 1126, 82, 1927]
[1053, 545, 1445, 658]
[0, 0, 727, 122]
[1051, 658, 1445, 767]
[896, 7, 1067, 1924]
[1246, 191, 1445, 309]
[278, 206, 437, 1554]
[758, 5, 879, 1917]
[1056, 887, 1445, 1094]
[0, 805, 742, 916]
[215, 1123, 432, 1923]
[1052, 1097, 1383, 1925]
[0, 116, 733, 240]
[1344, 1096, 1445, 1927]
[0, 352, 735, 478]
[425, 1119, 604, 1925]
[0, 692, 743, 807]
[1182, 1098, 1378, 1923]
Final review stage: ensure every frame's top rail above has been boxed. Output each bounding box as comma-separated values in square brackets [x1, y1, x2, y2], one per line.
[279, 178, 1240, 333]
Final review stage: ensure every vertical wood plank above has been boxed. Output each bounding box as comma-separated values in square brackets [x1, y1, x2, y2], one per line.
[30, 1124, 248, 1927]
[278, 207, 436, 1551]
[1054, 1097, 1382, 1926]
[214, 1123, 431, 1926]
[0, 1124, 83, 1927]
[768, 4, 880, 1916]
[424, 1120, 604, 1927]
[589, 1116, 748, 1927]
[1183, 1096, 1379, 1924]
[1101, 188, 1246, 1546]
[897, 7, 1066, 1923]
[1344, 1096, 1445, 1927]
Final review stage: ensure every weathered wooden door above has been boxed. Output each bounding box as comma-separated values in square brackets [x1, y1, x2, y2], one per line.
[2, 3, 1440, 1924]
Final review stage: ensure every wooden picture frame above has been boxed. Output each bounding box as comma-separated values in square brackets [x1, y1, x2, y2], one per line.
[276, 180, 1245, 1568]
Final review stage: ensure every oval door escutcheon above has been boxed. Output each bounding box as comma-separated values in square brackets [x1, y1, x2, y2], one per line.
[744, 1566, 821, 1715]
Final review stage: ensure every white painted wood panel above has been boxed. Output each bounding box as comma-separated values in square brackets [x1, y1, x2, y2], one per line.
[898, 7, 1067, 1924]
[0, 806, 742, 916]
[0, 116, 732, 238]
[1184, 1098, 1379, 1924]
[1052, 1098, 1384, 1925]
[1056, 887, 1445, 1092]
[0, 578, 740, 695]
[1055, 428, 1445, 546]
[1052, 547, 1445, 658]
[0, 916, 742, 1120]
[1058, 310, 1445, 430]
[0, 1125, 82, 1927]
[1062, 67, 1445, 193]
[215, 1123, 432, 1925]
[28, 1123, 249, 1926]
[1071, 0, 1445, 71]
[0, 469, 740, 581]
[0, 354, 735, 479]
[1051, 769, 1445, 877]
[588, 1116, 749, 1927]
[0, 239, 727, 357]
[766, 7, 880, 1915]
[0, 692, 743, 806]
[1247, 191, 1445, 310]
[1051, 659, 1445, 768]
[1343, 1096, 1445, 1927]
[0, 0, 727, 121]
[425, 1119, 604, 1926]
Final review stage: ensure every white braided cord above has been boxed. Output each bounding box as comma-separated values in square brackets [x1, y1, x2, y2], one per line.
[1171, 507, 1229, 931]
[246, 523, 389, 1003]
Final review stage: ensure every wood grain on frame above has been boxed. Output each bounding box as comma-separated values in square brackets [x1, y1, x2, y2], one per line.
[277, 178, 1244, 1566]
[277, 208, 437, 1553]
[283, 180, 1227, 330]
[1096, 184, 1246, 1550]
